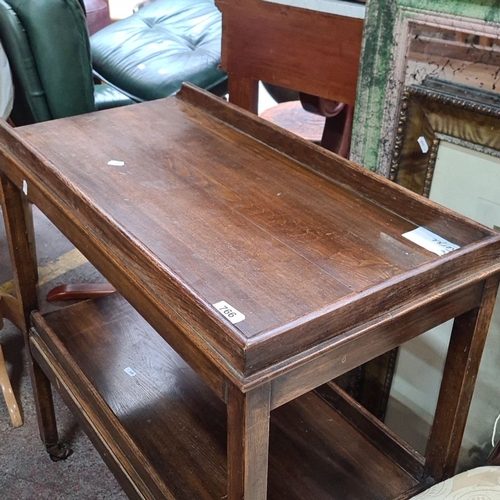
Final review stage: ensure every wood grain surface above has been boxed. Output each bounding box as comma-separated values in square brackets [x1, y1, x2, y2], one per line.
[1, 83, 500, 499]
[0, 84, 499, 379]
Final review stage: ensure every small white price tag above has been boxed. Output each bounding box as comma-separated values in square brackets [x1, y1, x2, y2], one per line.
[213, 301, 246, 324]
[417, 136, 429, 154]
[124, 367, 137, 377]
[107, 160, 125, 167]
[402, 227, 460, 256]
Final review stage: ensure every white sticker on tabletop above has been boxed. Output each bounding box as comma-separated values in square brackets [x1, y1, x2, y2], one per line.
[124, 367, 137, 377]
[213, 301, 245, 324]
[402, 227, 460, 256]
[107, 160, 125, 167]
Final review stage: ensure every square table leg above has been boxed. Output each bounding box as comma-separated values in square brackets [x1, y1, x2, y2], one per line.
[425, 274, 500, 481]
[0, 174, 70, 459]
[227, 381, 271, 499]
[0, 174, 38, 330]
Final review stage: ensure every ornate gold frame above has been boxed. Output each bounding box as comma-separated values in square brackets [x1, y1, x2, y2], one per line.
[390, 78, 500, 197]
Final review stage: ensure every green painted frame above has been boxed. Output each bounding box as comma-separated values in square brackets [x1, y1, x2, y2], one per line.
[350, 0, 500, 174]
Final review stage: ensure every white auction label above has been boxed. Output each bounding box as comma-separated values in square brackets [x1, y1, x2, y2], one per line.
[124, 367, 137, 377]
[402, 227, 460, 256]
[107, 159, 125, 167]
[213, 301, 246, 324]
[417, 136, 429, 154]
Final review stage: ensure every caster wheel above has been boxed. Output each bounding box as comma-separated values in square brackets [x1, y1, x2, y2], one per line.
[47, 443, 73, 462]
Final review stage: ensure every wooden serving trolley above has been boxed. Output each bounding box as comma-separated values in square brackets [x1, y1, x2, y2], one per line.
[0, 84, 499, 499]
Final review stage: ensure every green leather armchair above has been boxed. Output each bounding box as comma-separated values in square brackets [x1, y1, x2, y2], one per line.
[0, 0, 228, 126]
[0, 0, 133, 125]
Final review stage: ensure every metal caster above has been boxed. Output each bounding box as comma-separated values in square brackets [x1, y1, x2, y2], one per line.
[46, 443, 73, 462]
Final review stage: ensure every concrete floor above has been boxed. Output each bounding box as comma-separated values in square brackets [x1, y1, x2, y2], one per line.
[0, 207, 127, 499]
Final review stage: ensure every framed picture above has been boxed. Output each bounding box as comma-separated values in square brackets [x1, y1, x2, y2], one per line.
[390, 78, 500, 195]
[387, 77, 500, 468]
[350, 0, 500, 174]
[350, 1, 500, 460]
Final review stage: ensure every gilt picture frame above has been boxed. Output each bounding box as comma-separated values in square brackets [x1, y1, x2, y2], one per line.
[390, 78, 500, 196]
[386, 76, 500, 467]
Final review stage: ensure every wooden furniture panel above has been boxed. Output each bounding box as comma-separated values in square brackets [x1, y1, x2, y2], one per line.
[216, 0, 364, 112]
[7, 88, 497, 378]
[0, 84, 499, 498]
[30, 293, 421, 500]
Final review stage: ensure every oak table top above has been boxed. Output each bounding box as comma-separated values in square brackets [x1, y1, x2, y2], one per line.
[1, 84, 499, 499]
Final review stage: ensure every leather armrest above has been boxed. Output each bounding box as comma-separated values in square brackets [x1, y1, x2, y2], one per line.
[94, 83, 136, 110]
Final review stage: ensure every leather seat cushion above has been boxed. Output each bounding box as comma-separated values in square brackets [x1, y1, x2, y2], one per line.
[90, 0, 227, 101]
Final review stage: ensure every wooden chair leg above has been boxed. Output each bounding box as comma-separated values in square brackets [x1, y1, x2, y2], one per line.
[320, 104, 354, 158]
[297, 93, 355, 158]
[0, 342, 22, 427]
